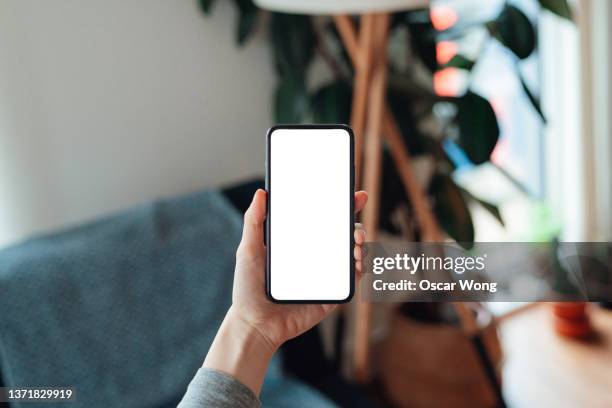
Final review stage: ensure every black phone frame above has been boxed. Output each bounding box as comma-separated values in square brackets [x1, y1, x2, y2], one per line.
[265, 124, 355, 304]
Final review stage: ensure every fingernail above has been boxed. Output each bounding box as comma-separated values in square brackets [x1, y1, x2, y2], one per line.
[252, 189, 262, 202]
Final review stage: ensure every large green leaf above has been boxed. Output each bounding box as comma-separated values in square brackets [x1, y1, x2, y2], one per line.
[454, 91, 500, 164]
[274, 74, 309, 123]
[233, 0, 258, 45]
[444, 54, 475, 71]
[429, 173, 475, 247]
[312, 81, 352, 124]
[403, 10, 438, 73]
[538, 0, 572, 20]
[392, 10, 437, 72]
[199, 0, 216, 15]
[270, 13, 315, 76]
[487, 5, 536, 60]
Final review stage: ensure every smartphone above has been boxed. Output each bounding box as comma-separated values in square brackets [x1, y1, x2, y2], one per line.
[265, 125, 355, 303]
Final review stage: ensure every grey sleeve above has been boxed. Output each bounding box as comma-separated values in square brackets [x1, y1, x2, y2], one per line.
[177, 367, 261, 408]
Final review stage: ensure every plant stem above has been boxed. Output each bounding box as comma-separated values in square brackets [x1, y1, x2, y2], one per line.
[492, 161, 536, 198]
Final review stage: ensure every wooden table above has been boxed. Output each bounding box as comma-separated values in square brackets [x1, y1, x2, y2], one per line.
[500, 304, 612, 407]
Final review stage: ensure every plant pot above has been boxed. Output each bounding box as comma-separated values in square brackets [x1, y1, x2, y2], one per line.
[551, 302, 593, 338]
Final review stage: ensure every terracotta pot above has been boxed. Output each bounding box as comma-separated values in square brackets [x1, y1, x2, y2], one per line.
[552, 302, 592, 338]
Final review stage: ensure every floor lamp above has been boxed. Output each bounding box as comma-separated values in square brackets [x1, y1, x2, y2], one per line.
[253, 0, 488, 389]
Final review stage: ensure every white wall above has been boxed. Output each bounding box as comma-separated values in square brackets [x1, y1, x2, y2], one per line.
[0, 0, 274, 247]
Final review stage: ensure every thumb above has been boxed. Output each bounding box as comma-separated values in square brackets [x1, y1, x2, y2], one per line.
[238, 189, 267, 257]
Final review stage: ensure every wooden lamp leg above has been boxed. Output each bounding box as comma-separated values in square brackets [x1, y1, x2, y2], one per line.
[335, 12, 396, 383]
[334, 15, 442, 241]
[351, 15, 375, 189]
[353, 13, 391, 383]
[334, 13, 485, 386]
[331, 14, 373, 379]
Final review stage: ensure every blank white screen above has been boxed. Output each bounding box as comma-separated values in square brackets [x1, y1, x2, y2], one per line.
[269, 128, 352, 301]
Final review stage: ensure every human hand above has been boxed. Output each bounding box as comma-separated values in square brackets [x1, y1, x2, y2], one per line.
[230, 189, 368, 351]
[203, 189, 367, 394]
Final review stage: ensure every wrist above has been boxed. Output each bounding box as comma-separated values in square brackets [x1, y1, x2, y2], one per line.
[225, 306, 280, 354]
[203, 307, 277, 395]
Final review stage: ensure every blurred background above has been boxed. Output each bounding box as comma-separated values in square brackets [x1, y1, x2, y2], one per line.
[0, 0, 610, 407]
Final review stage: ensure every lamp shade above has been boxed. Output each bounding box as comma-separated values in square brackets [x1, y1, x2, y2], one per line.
[252, 0, 429, 15]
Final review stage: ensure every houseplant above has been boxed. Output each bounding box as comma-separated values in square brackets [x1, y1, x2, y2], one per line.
[199, 0, 572, 245]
